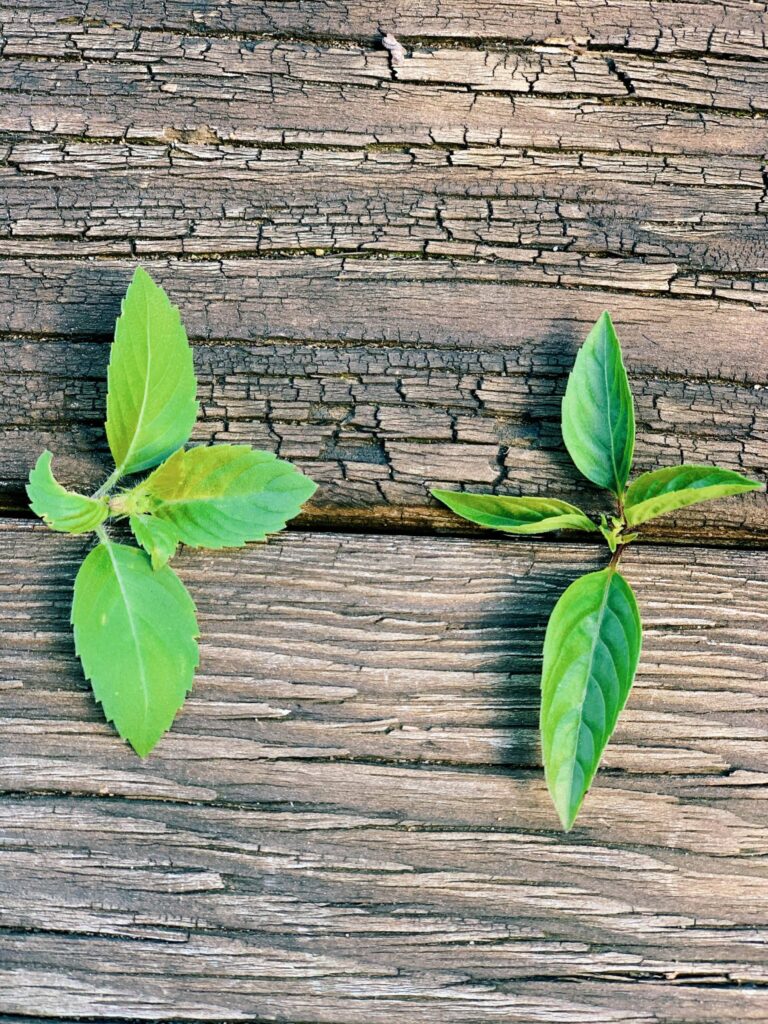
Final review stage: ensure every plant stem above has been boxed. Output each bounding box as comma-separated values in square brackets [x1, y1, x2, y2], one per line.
[92, 468, 121, 500]
[609, 543, 625, 570]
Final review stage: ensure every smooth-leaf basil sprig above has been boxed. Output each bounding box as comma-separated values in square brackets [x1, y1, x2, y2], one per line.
[27, 267, 317, 757]
[433, 311, 761, 830]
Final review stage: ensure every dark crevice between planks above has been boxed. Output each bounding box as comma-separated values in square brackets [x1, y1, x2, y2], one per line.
[3, 499, 767, 549]
[2, 130, 768, 161]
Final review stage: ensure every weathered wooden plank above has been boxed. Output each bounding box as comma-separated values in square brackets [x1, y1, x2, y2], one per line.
[1, 522, 768, 1020]
[2, 32, 768, 154]
[2, 522, 767, 839]
[3, 143, 768, 283]
[5, 258, 768, 368]
[1, 955, 766, 1024]
[7, 0, 768, 61]
[7, 21, 768, 115]
[2, 333, 766, 540]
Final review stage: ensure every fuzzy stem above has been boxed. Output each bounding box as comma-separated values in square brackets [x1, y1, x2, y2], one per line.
[92, 468, 121, 500]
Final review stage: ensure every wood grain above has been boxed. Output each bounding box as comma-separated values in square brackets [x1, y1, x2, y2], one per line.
[3, 33, 768, 155]
[4, 142, 768, 279]
[2, 331, 765, 540]
[3, 1, 768, 1019]
[1, 522, 767, 1021]
[8, 0, 768, 61]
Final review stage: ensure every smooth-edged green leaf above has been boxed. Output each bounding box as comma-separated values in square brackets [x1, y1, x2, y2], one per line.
[431, 490, 597, 534]
[71, 540, 199, 756]
[26, 450, 108, 534]
[106, 267, 198, 478]
[138, 444, 318, 549]
[540, 567, 642, 830]
[129, 513, 180, 570]
[625, 464, 762, 527]
[561, 311, 635, 496]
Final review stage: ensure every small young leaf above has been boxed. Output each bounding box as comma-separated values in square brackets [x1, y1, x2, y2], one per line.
[106, 267, 198, 478]
[625, 464, 762, 527]
[431, 490, 597, 534]
[26, 451, 108, 534]
[561, 312, 635, 496]
[129, 513, 180, 570]
[138, 445, 317, 549]
[71, 539, 199, 756]
[540, 566, 642, 830]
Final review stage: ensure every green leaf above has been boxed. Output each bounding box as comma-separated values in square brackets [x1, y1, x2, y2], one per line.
[540, 567, 642, 831]
[625, 464, 762, 527]
[26, 451, 108, 534]
[129, 514, 180, 570]
[561, 311, 635, 496]
[431, 490, 597, 534]
[71, 539, 199, 756]
[106, 267, 198, 478]
[138, 445, 318, 549]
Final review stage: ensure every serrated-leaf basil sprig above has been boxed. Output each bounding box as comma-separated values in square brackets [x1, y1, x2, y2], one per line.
[26, 267, 318, 757]
[433, 310, 761, 830]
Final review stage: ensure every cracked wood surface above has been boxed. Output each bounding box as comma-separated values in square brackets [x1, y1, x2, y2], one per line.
[2, 1, 768, 1021]
[2, 524, 768, 1021]
[0, 259, 765, 540]
[8, 0, 768, 60]
[1, 330, 766, 541]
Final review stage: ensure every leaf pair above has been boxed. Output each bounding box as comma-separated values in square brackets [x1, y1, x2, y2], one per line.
[433, 311, 761, 829]
[27, 268, 317, 757]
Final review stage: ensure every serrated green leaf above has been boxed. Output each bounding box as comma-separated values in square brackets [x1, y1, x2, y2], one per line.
[561, 312, 635, 496]
[129, 514, 180, 570]
[540, 567, 641, 830]
[431, 490, 597, 534]
[106, 267, 198, 478]
[625, 464, 762, 527]
[138, 444, 318, 549]
[26, 450, 108, 534]
[71, 539, 199, 756]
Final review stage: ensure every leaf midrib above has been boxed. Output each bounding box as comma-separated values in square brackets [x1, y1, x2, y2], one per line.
[565, 568, 613, 820]
[102, 540, 151, 741]
[600, 333, 620, 495]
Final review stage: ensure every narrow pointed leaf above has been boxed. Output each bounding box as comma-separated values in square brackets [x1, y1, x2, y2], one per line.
[138, 445, 318, 549]
[26, 451, 108, 534]
[432, 490, 597, 534]
[71, 540, 199, 756]
[625, 464, 762, 527]
[540, 567, 641, 830]
[561, 311, 635, 496]
[106, 267, 198, 477]
[129, 513, 180, 570]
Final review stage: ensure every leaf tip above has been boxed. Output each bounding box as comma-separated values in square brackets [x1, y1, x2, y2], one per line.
[128, 734, 157, 759]
[556, 802, 579, 832]
[131, 264, 155, 287]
